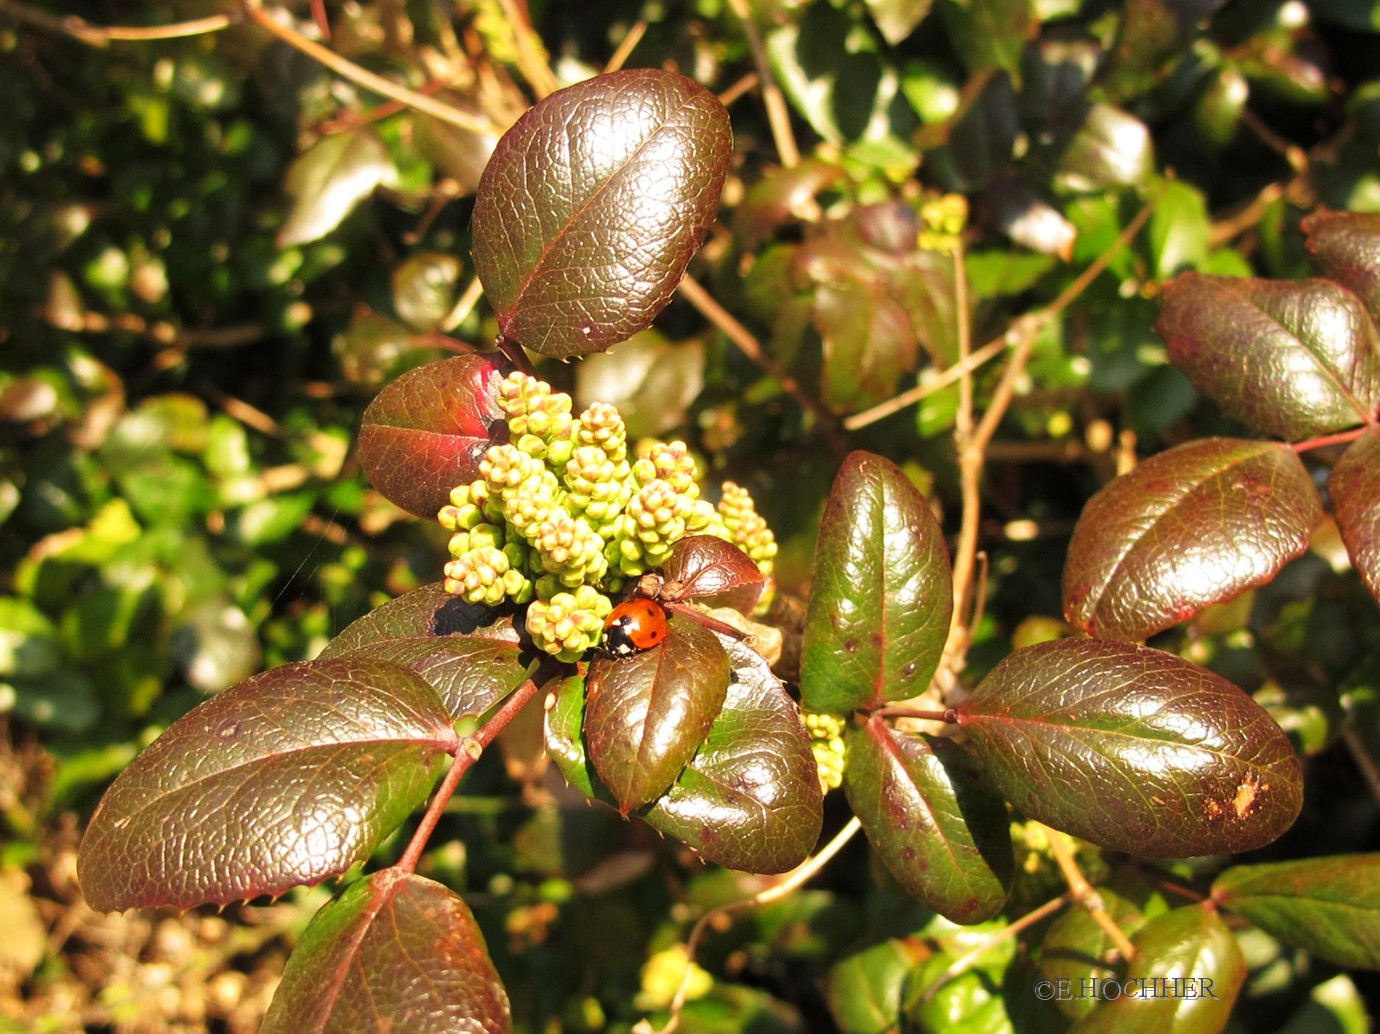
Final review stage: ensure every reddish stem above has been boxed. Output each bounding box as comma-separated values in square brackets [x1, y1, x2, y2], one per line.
[1292, 425, 1368, 454]
[395, 663, 555, 873]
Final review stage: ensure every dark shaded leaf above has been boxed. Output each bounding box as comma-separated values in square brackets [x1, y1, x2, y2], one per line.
[1213, 854, 1380, 970]
[659, 535, 764, 612]
[1073, 906, 1243, 1033]
[261, 869, 511, 1034]
[277, 128, 395, 248]
[322, 583, 521, 653]
[940, 0, 1034, 84]
[585, 615, 732, 813]
[646, 635, 823, 872]
[1157, 272, 1380, 439]
[78, 660, 456, 910]
[802, 452, 953, 714]
[1063, 438, 1321, 641]
[956, 638, 1303, 857]
[1331, 427, 1380, 606]
[845, 716, 1011, 922]
[357, 355, 508, 519]
[471, 69, 730, 358]
[336, 311, 432, 388]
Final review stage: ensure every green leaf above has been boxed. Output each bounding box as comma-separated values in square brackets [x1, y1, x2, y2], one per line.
[1213, 854, 1380, 970]
[845, 717, 1011, 923]
[471, 69, 730, 358]
[1275, 975, 1371, 1034]
[1063, 438, 1322, 641]
[645, 635, 823, 872]
[1052, 104, 1155, 193]
[824, 939, 919, 1034]
[261, 869, 511, 1034]
[864, 0, 934, 45]
[802, 452, 953, 714]
[1148, 180, 1209, 279]
[391, 252, 462, 332]
[78, 659, 456, 910]
[357, 355, 508, 519]
[901, 916, 1017, 1033]
[1157, 272, 1380, 439]
[573, 329, 706, 441]
[585, 615, 732, 813]
[1073, 906, 1244, 1033]
[940, 0, 1034, 85]
[1331, 427, 1380, 607]
[277, 128, 396, 248]
[956, 638, 1303, 857]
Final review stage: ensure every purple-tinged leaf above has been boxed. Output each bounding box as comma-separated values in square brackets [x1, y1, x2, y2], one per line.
[277, 128, 396, 248]
[358, 355, 507, 519]
[471, 69, 731, 358]
[802, 452, 953, 714]
[1157, 272, 1380, 439]
[1064, 438, 1322, 641]
[78, 660, 456, 911]
[585, 615, 731, 813]
[1213, 853, 1380, 970]
[845, 717, 1011, 923]
[734, 159, 846, 250]
[1329, 427, 1380, 607]
[547, 637, 823, 873]
[1302, 209, 1380, 329]
[261, 869, 511, 1034]
[646, 635, 822, 872]
[659, 535, 764, 612]
[956, 638, 1303, 858]
[1074, 906, 1244, 1033]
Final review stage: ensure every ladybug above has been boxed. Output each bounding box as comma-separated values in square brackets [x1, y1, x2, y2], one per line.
[601, 598, 669, 657]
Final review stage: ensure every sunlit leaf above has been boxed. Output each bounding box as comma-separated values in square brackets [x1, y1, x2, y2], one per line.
[1303, 209, 1380, 329]
[864, 0, 934, 45]
[574, 330, 705, 441]
[845, 716, 1011, 922]
[825, 939, 919, 1034]
[1064, 438, 1321, 641]
[471, 69, 730, 358]
[1213, 854, 1380, 970]
[261, 869, 511, 1034]
[1053, 104, 1155, 193]
[392, 252, 462, 332]
[1074, 906, 1244, 1033]
[802, 451, 954, 714]
[659, 535, 764, 612]
[78, 660, 456, 910]
[1157, 272, 1380, 439]
[357, 355, 507, 519]
[1331, 427, 1380, 606]
[956, 638, 1303, 857]
[585, 616, 732, 813]
[277, 128, 396, 248]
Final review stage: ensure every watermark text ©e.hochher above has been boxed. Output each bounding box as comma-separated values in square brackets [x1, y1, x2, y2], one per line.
[1033, 977, 1219, 1002]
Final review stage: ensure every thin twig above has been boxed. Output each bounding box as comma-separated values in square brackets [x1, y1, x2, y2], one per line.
[843, 335, 1009, 430]
[919, 894, 1071, 1003]
[442, 275, 487, 334]
[637, 818, 863, 1034]
[676, 274, 846, 457]
[241, 0, 497, 135]
[604, 20, 647, 74]
[1045, 825, 1137, 961]
[497, 0, 557, 98]
[725, 0, 798, 168]
[0, 0, 234, 46]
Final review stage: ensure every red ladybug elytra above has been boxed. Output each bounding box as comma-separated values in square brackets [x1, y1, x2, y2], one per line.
[601, 598, 669, 657]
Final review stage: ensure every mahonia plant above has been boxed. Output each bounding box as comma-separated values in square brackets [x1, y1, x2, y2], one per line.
[72, 58, 1380, 1032]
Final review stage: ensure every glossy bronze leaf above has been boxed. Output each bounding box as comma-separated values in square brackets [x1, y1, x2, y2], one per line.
[1329, 427, 1380, 607]
[1302, 209, 1380, 329]
[261, 869, 511, 1034]
[1157, 271, 1380, 440]
[79, 660, 456, 910]
[659, 535, 764, 611]
[845, 716, 1011, 923]
[584, 615, 732, 813]
[322, 583, 521, 651]
[956, 638, 1303, 858]
[471, 69, 731, 358]
[801, 451, 953, 715]
[1074, 906, 1244, 1033]
[1064, 438, 1321, 641]
[358, 355, 507, 519]
[1213, 854, 1380, 970]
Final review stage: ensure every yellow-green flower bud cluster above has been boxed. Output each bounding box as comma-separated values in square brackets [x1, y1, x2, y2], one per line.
[918, 193, 968, 253]
[439, 371, 778, 660]
[804, 711, 846, 792]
